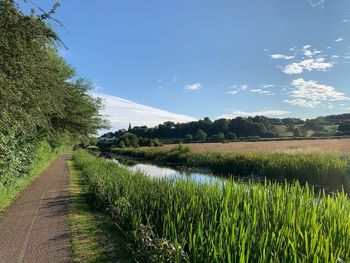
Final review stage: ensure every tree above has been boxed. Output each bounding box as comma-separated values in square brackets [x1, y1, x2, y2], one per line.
[185, 134, 193, 142]
[293, 127, 302, 137]
[0, 1, 108, 182]
[194, 129, 207, 142]
[212, 119, 228, 134]
[226, 132, 237, 140]
[117, 133, 139, 148]
[339, 121, 350, 134]
[211, 133, 225, 142]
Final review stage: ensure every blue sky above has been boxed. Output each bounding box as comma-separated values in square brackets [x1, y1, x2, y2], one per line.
[25, 0, 350, 130]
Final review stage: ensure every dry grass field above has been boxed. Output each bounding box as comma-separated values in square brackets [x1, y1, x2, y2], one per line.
[162, 138, 350, 154]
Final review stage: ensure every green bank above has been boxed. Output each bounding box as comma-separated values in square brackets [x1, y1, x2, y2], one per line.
[73, 150, 350, 262]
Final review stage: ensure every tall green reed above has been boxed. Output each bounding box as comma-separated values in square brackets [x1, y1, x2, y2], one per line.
[73, 150, 350, 262]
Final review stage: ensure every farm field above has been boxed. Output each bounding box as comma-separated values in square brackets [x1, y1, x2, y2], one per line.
[162, 138, 350, 154]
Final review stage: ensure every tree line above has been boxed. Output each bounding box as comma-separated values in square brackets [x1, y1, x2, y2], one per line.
[0, 1, 107, 185]
[100, 114, 350, 147]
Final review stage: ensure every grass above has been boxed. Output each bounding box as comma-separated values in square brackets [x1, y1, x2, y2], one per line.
[162, 138, 350, 154]
[73, 150, 350, 262]
[113, 145, 350, 194]
[68, 160, 133, 263]
[0, 142, 70, 213]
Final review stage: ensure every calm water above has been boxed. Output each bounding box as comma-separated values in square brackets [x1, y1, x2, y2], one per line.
[112, 158, 222, 185]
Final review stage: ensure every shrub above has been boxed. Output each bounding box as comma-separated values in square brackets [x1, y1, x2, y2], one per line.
[185, 134, 193, 142]
[194, 129, 207, 142]
[210, 133, 225, 142]
[226, 132, 237, 140]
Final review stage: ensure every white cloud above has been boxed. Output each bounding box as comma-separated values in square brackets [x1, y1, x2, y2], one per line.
[225, 84, 251, 96]
[271, 54, 294, 60]
[227, 84, 276, 96]
[91, 93, 196, 133]
[250, 89, 263, 93]
[226, 90, 239, 96]
[250, 89, 275, 96]
[305, 0, 325, 7]
[283, 58, 333, 74]
[283, 63, 304, 74]
[342, 19, 350, 23]
[336, 37, 344, 42]
[218, 110, 290, 119]
[240, 84, 249, 91]
[283, 99, 320, 108]
[184, 83, 202, 91]
[302, 45, 321, 58]
[283, 78, 349, 108]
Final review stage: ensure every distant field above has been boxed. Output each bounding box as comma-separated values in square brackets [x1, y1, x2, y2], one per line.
[162, 138, 350, 154]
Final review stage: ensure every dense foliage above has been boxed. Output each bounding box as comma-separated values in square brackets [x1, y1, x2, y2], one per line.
[73, 151, 350, 262]
[101, 114, 350, 145]
[113, 146, 350, 194]
[0, 1, 107, 188]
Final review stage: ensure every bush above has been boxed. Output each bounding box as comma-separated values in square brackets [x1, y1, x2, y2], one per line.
[185, 134, 193, 142]
[116, 133, 139, 148]
[339, 121, 350, 134]
[226, 132, 237, 140]
[210, 133, 225, 142]
[194, 129, 207, 142]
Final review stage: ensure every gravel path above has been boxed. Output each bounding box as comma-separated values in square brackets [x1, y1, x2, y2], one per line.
[0, 154, 72, 263]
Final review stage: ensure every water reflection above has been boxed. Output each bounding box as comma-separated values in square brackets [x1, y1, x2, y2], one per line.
[113, 159, 221, 185]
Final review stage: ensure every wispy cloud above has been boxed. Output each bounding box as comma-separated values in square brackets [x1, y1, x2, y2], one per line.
[184, 83, 202, 91]
[172, 75, 178, 82]
[283, 98, 320, 108]
[91, 93, 196, 133]
[302, 45, 321, 58]
[218, 110, 290, 119]
[283, 78, 349, 108]
[305, 0, 325, 8]
[336, 37, 344, 42]
[226, 90, 239, 96]
[240, 84, 249, 91]
[271, 54, 294, 60]
[226, 84, 276, 96]
[225, 84, 249, 96]
[249, 89, 275, 96]
[271, 45, 333, 75]
[283, 58, 333, 74]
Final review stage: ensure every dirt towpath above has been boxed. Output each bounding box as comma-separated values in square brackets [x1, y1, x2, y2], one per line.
[0, 154, 72, 263]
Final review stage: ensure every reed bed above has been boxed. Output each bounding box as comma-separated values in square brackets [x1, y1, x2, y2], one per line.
[73, 150, 350, 262]
[113, 146, 350, 194]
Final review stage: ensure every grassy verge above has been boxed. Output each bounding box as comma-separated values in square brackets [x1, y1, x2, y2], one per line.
[113, 145, 350, 194]
[73, 150, 350, 262]
[68, 160, 132, 263]
[0, 142, 70, 213]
